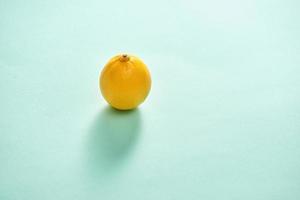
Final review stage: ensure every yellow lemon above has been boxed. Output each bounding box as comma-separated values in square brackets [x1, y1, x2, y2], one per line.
[99, 54, 151, 110]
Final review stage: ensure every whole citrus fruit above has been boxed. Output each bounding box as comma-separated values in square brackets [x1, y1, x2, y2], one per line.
[99, 54, 151, 110]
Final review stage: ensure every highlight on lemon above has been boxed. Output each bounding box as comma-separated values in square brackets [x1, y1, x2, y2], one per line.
[99, 54, 151, 110]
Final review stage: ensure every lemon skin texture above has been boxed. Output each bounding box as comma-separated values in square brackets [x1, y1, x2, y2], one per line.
[100, 54, 151, 110]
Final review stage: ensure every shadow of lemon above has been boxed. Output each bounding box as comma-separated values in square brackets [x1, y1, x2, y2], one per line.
[86, 106, 141, 177]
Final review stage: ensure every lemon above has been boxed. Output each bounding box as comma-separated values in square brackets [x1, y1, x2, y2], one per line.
[99, 54, 151, 110]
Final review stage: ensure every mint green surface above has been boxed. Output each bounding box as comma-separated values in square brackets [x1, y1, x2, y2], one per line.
[1, 0, 300, 199]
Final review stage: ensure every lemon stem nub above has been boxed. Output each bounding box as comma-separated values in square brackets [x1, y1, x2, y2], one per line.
[120, 54, 129, 62]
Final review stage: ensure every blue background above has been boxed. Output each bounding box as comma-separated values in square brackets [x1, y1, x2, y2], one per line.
[1, 0, 300, 199]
